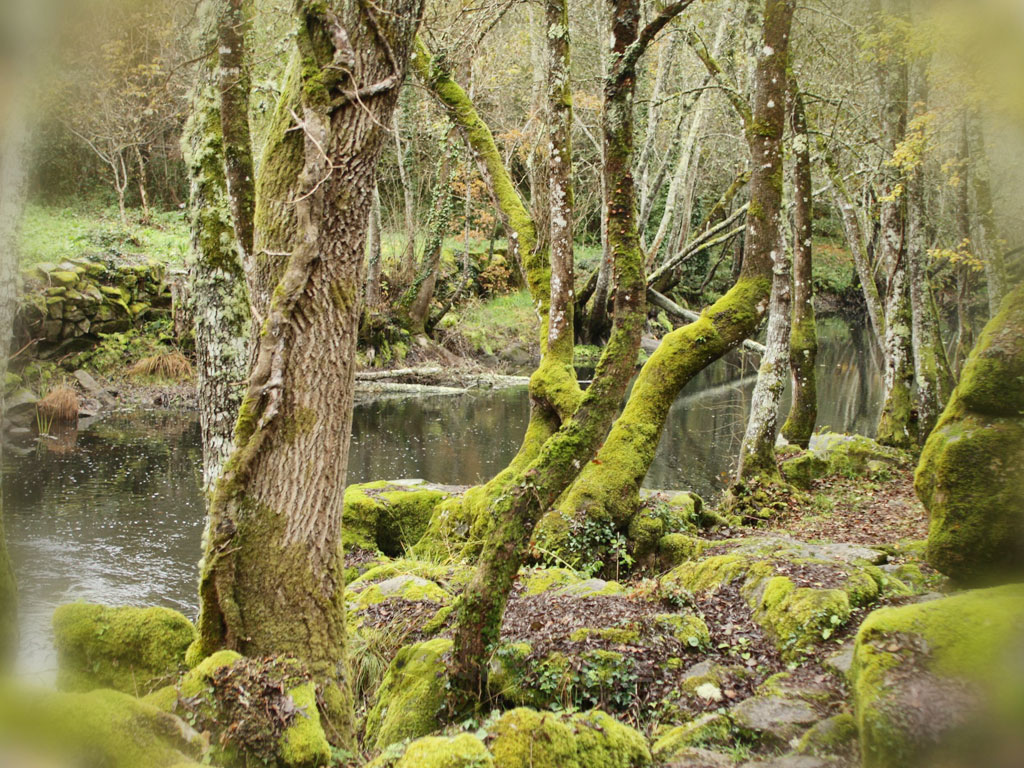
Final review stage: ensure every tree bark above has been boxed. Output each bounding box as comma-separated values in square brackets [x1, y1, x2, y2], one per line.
[183, 6, 251, 492]
[874, 0, 915, 449]
[953, 117, 974, 373]
[780, 81, 817, 448]
[539, 0, 794, 541]
[446, 0, 694, 706]
[547, 0, 574, 362]
[193, 0, 424, 745]
[365, 184, 382, 308]
[969, 113, 1008, 318]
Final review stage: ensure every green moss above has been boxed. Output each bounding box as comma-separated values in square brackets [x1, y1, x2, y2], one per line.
[522, 566, 582, 595]
[955, 289, 1024, 416]
[394, 733, 494, 768]
[780, 452, 828, 489]
[343, 482, 450, 556]
[754, 577, 851, 658]
[796, 713, 857, 756]
[349, 575, 450, 610]
[278, 681, 331, 768]
[364, 638, 452, 750]
[650, 713, 733, 759]
[490, 708, 579, 768]
[570, 709, 651, 768]
[144, 649, 242, 710]
[811, 433, 907, 477]
[657, 533, 707, 567]
[0, 684, 206, 767]
[851, 584, 1024, 768]
[656, 613, 711, 649]
[52, 603, 196, 696]
[569, 626, 642, 644]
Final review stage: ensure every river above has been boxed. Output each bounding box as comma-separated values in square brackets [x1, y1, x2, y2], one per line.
[3, 317, 881, 680]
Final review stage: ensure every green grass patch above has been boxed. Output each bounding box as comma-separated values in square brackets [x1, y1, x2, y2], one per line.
[20, 203, 189, 268]
[438, 289, 537, 358]
[812, 237, 856, 295]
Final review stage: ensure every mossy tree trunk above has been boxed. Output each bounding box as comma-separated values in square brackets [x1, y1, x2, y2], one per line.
[781, 81, 817, 448]
[539, 0, 794, 545]
[184, 0, 252, 492]
[193, 0, 424, 745]
[398, 136, 457, 337]
[446, 0, 695, 706]
[953, 117, 975, 374]
[873, 0, 915, 449]
[365, 184, 383, 308]
[411, 38, 583, 550]
[906, 63, 952, 441]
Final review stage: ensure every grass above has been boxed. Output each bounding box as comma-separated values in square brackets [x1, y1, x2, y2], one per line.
[440, 289, 538, 358]
[126, 351, 195, 382]
[19, 202, 189, 268]
[36, 386, 80, 425]
[811, 236, 857, 296]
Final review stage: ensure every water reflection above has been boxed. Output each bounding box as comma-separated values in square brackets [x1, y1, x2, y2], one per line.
[3, 317, 880, 678]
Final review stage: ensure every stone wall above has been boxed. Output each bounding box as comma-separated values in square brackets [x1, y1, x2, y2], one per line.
[15, 259, 175, 360]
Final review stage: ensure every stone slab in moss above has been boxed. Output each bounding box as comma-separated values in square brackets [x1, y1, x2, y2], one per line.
[729, 694, 820, 747]
[364, 637, 452, 751]
[0, 684, 206, 767]
[851, 584, 1024, 768]
[52, 602, 197, 696]
[651, 712, 733, 759]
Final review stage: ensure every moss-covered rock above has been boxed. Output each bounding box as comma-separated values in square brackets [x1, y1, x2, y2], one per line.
[795, 713, 857, 757]
[809, 432, 908, 476]
[780, 452, 829, 489]
[488, 707, 651, 768]
[915, 290, 1024, 585]
[851, 584, 1024, 768]
[392, 733, 494, 768]
[277, 681, 331, 768]
[365, 637, 452, 750]
[343, 481, 452, 556]
[650, 712, 733, 759]
[52, 603, 196, 696]
[662, 536, 895, 657]
[0, 684, 207, 767]
[521, 566, 582, 595]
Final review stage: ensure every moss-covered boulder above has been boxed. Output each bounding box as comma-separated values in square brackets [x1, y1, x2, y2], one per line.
[343, 480, 452, 555]
[651, 713, 733, 759]
[365, 637, 452, 751]
[915, 286, 1024, 585]
[809, 432, 908, 476]
[662, 536, 902, 658]
[851, 584, 1024, 768]
[0, 684, 207, 767]
[489, 707, 650, 768]
[377, 733, 494, 768]
[52, 603, 196, 695]
[780, 453, 829, 489]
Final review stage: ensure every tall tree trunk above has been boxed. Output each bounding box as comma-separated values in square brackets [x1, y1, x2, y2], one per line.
[394, 94, 418, 283]
[585, 6, 613, 345]
[780, 82, 817, 448]
[906, 62, 951, 441]
[969, 113, 1008, 317]
[183, 3, 251, 492]
[446, 0, 694, 706]
[539, 0, 795, 542]
[365, 184, 382, 308]
[737, 218, 792, 482]
[193, 0, 424, 745]
[547, 0, 574, 361]
[953, 117, 974, 373]
[874, 0, 915, 449]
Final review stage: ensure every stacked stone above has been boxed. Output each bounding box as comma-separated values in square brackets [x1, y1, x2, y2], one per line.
[15, 259, 173, 358]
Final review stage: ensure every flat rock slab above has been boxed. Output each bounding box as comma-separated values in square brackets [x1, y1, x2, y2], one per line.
[741, 756, 836, 768]
[731, 695, 819, 745]
[666, 747, 734, 767]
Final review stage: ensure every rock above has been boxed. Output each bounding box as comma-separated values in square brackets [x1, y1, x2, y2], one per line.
[364, 638, 452, 750]
[730, 695, 820, 746]
[915, 286, 1024, 585]
[74, 369, 117, 406]
[4, 387, 38, 425]
[808, 432, 908, 476]
[555, 578, 626, 597]
[661, 747, 734, 768]
[852, 584, 1024, 768]
[795, 713, 857, 757]
[342, 480, 451, 555]
[822, 642, 855, 679]
[52, 603, 196, 696]
[652, 713, 733, 759]
[489, 707, 651, 768]
[780, 453, 828, 489]
[0, 685, 206, 767]
[391, 733, 494, 768]
[740, 756, 836, 768]
[521, 566, 582, 595]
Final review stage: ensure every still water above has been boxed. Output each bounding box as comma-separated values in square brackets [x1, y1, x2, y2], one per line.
[3, 318, 880, 679]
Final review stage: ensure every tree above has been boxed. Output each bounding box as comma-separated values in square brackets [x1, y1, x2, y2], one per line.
[780, 79, 817, 448]
[537, 0, 795, 540]
[183, 0, 252, 491]
[191, 0, 425, 744]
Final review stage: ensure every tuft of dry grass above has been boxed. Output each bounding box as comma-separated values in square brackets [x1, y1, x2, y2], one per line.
[127, 351, 195, 381]
[36, 386, 80, 425]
